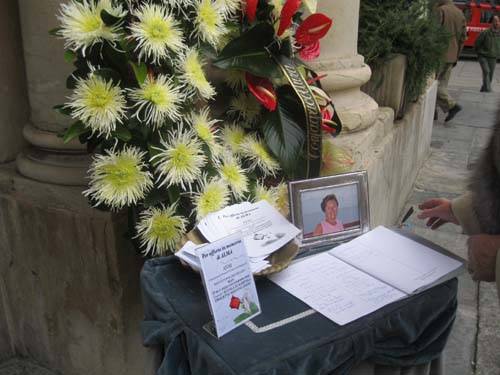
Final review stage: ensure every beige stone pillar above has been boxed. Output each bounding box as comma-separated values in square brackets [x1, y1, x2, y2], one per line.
[16, 0, 90, 186]
[0, 0, 29, 163]
[310, 0, 378, 132]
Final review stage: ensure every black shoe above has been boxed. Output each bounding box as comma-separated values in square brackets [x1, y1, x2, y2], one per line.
[445, 104, 462, 122]
[480, 87, 486, 92]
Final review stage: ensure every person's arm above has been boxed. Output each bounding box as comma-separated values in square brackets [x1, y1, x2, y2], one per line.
[467, 235, 500, 282]
[450, 192, 482, 235]
[475, 30, 486, 52]
[312, 223, 323, 236]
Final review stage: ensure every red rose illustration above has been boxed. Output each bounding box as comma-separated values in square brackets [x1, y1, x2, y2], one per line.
[229, 296, 241, 309]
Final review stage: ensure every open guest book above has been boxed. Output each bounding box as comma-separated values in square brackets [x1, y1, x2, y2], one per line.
[269, 226, 465, 325]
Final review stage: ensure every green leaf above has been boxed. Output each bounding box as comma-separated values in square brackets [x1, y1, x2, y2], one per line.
[63, 121, 87, 144]
[262, 86, 307, 178]
[48, 27, 61, 36]
[53, 104, 72, 116]
[94, 68, 122, 85]
[111, 124, 132, 142]
[213, 23, 282, 79]
[100, 9, 121, 26]
[64, 50, 77, 64]
[130, 62, 148, 85]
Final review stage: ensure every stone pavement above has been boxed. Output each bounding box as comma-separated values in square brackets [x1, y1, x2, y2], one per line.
[401, 59, 500, 375]
[1, 60, 499, 375]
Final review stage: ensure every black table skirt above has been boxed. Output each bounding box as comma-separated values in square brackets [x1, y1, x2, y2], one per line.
[141, 257, 457, 375]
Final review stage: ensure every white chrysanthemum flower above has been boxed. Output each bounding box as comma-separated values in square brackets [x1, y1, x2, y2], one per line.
[58, 0, 125, 54]
[84, 147, 153, 210]
[129, 74, 183, 128]
[179, 49, 216, 100]
[216, 0, 241, 17]
[241, 134, 280, 176]
[135, 205, 187, 256]
[193, 0, 227, 47]
[67, 74, 127, 138]
[193, 176, 230, 220]
[273, 182, 289, 217]
[253, 181, 278, 207]
[221, 123, 246, 155]
[225, 70, 246, 91]
[190, 107, 222, 155]
[228, 93, 261, 124]
[129, 3, 185, 64]
[217, 152, 249, 198]
[151, 129, 207, 189]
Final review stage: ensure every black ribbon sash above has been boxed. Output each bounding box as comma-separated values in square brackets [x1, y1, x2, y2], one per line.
[273, 55, 323, 178]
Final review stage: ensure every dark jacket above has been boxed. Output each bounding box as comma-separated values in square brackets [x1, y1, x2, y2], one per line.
[475, 28, 500, 58]
[436, 0, 467, 63]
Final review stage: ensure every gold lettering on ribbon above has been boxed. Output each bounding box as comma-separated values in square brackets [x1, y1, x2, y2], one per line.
[273, 55, 322, 177]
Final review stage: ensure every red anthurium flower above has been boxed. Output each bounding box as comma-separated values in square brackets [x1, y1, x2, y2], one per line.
[229, 296, 241, 309]
[245, 0, 258, 23]
[299, 40, 321, 61]
[245, 72, 277, 111]
[277, 0, 302, 36]
[295, 13, 333, 46]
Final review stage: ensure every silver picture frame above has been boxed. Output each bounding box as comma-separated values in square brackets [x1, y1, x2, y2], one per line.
[289, 171, 370, 251]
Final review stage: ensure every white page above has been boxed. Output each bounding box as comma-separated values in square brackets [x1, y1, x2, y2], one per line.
[330, 226, 463, 294]
[269, 253, 405, 325]
[197, 201, 300, 258]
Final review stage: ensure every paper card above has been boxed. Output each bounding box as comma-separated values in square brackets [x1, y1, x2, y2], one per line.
[197, 234, 261, 338]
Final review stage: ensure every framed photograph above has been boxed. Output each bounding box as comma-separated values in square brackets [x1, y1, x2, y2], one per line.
[289, 171, 370, 250]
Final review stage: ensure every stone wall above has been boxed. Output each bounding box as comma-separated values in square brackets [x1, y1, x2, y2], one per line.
[0, 165, 157, 375]
[325, 80, 437, 226]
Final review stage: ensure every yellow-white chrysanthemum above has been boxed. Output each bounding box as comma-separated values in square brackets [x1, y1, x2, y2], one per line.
[129, 74, 183, 128]
[193, 0, 227, 47]
[253, 181, 278, 207]
[225, 70, 246, 91]
[67, 74, 127, 138]
[241, 134, 280, 176]
[273, 182, 289, 217]
[221, 123, 246, 155]
[129, 3, 185, 64]
[84, 147, 153, 210]
[58, 0, 125, 54]
[190, 107, 223, 156]
[217, 152, 249, 198]
[228, 93, 261, 124]
[216, 0, 241, 18]
[179, 49, 216, 100]
[193, 176, 230, 220]
[151, 129, 207, 190]
[135, 205, 187, 256]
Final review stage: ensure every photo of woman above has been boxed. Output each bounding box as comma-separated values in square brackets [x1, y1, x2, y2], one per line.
[312, 194, 345, 236]
[301, 184, 360, 239]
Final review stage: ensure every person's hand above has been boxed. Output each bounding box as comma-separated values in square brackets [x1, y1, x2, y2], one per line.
[417, 198, 459, 230]
[467, 235, 500, 282]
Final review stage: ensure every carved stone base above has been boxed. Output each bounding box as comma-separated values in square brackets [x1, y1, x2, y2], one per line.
[16, 124, 89, 186]
[310, 55, 379, 133]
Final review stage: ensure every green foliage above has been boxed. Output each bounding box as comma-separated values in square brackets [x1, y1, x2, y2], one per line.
[359, 0, 450, 103]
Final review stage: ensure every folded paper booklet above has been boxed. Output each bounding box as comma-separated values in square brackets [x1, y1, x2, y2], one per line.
[269, 226, 465, 325]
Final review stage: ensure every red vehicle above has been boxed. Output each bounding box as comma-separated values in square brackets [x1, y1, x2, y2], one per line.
[455, 1, 500, 49]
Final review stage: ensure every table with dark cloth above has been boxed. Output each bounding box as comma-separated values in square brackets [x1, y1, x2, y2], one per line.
[141, 256, 457, 375]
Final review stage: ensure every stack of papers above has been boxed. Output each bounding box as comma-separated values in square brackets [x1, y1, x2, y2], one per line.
[176, 200, 301, 274]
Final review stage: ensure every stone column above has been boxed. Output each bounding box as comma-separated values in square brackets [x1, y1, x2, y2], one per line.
[310, 0, 378, 132]
[16, 0, 90, 186]
[0, 0, 29, 163]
